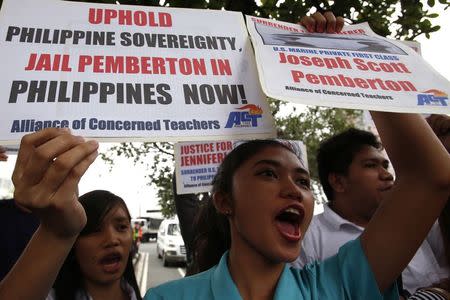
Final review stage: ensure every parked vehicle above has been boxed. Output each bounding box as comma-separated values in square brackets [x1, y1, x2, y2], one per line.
[146, 217, 163, 241]
[156, 218, 187, 267]
[131, 217, 162, 243]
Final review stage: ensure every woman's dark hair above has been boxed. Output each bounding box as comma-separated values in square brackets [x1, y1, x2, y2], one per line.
[190, 140, 303, 274]
[53, 190, 142, 300]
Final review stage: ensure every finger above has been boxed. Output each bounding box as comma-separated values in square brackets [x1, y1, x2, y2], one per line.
[427, 114, 450, 136]
[336, 16, 345, 32]
[433, 115, 445, 135]
[12, 128, 70, 185]
[312, 11, 326, 33]
[0, 153, 7, 161]
[22, 134, 86, 185]
[437, 115, 450, 135]
[299, 15, 315, 33]
[323, 11, 336, 33]
[53, 150, 98, 203]
[426, 114, 438, 122]
[19, 141, 98, 212]
[426, 114, 439, 130]
[41, 140, 99, 193]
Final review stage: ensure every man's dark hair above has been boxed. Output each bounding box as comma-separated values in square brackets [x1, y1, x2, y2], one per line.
[317, 128, 382, 202]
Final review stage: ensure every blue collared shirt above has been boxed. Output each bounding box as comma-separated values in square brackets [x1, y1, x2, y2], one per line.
[145, 238, 398, 300]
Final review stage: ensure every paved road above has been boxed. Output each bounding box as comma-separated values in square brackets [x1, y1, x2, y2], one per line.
[134, 241, 184, 297]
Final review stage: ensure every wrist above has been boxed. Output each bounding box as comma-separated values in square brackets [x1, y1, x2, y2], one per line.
[37, 224, 80, 245]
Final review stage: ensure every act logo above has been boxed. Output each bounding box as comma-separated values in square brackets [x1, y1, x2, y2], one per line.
[225, 104, 263, 128]
[417, 89, 448, 106]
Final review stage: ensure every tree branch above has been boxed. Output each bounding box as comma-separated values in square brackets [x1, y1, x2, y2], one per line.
[151, 142, 174, 157]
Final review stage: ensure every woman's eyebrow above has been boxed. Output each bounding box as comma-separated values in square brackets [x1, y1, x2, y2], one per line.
[112, 216, 130, 223]
[253, 159, 309, 175]
[295, 168, 310, 176]
[253, 159, 281, 168]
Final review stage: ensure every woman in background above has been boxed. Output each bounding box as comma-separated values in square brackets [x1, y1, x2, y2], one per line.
[49, 190, 141, 300]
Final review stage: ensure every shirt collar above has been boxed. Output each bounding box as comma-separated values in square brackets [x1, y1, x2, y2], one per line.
[273, 265, 302, 299]
[211, 252, 302, 300]
[323, 205, 364, 231]
[211, 251, 244, 300]
[75, 280, 138, 300]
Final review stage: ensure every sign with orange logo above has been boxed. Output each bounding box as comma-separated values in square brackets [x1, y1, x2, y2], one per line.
[247, 16, 450, 114]
[0, 0, 275, 143]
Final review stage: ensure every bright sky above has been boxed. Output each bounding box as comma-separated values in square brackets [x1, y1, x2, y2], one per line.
[1, 6, 449, 217]
[78, 144, 160, 218]
[416, 7, 450, 80]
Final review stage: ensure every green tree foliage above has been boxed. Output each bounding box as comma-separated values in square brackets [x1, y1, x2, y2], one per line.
[59, 0, 449, 39]
[2, 0, 445, 39]
[3, 0, 447, 216]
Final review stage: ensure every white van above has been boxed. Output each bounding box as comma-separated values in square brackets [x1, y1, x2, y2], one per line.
[156, 218, 187, 266]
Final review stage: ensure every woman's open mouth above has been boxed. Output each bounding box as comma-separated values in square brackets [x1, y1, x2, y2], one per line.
[99, 252, 123, 273]
[275, 205, 304, 242]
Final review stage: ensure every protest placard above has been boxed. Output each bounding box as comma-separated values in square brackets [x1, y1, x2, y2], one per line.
[246, 16, 450, 114]
[0, 0, 275, 144]
[174, 140, 232, 194]
[175, 139, 307, 194]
